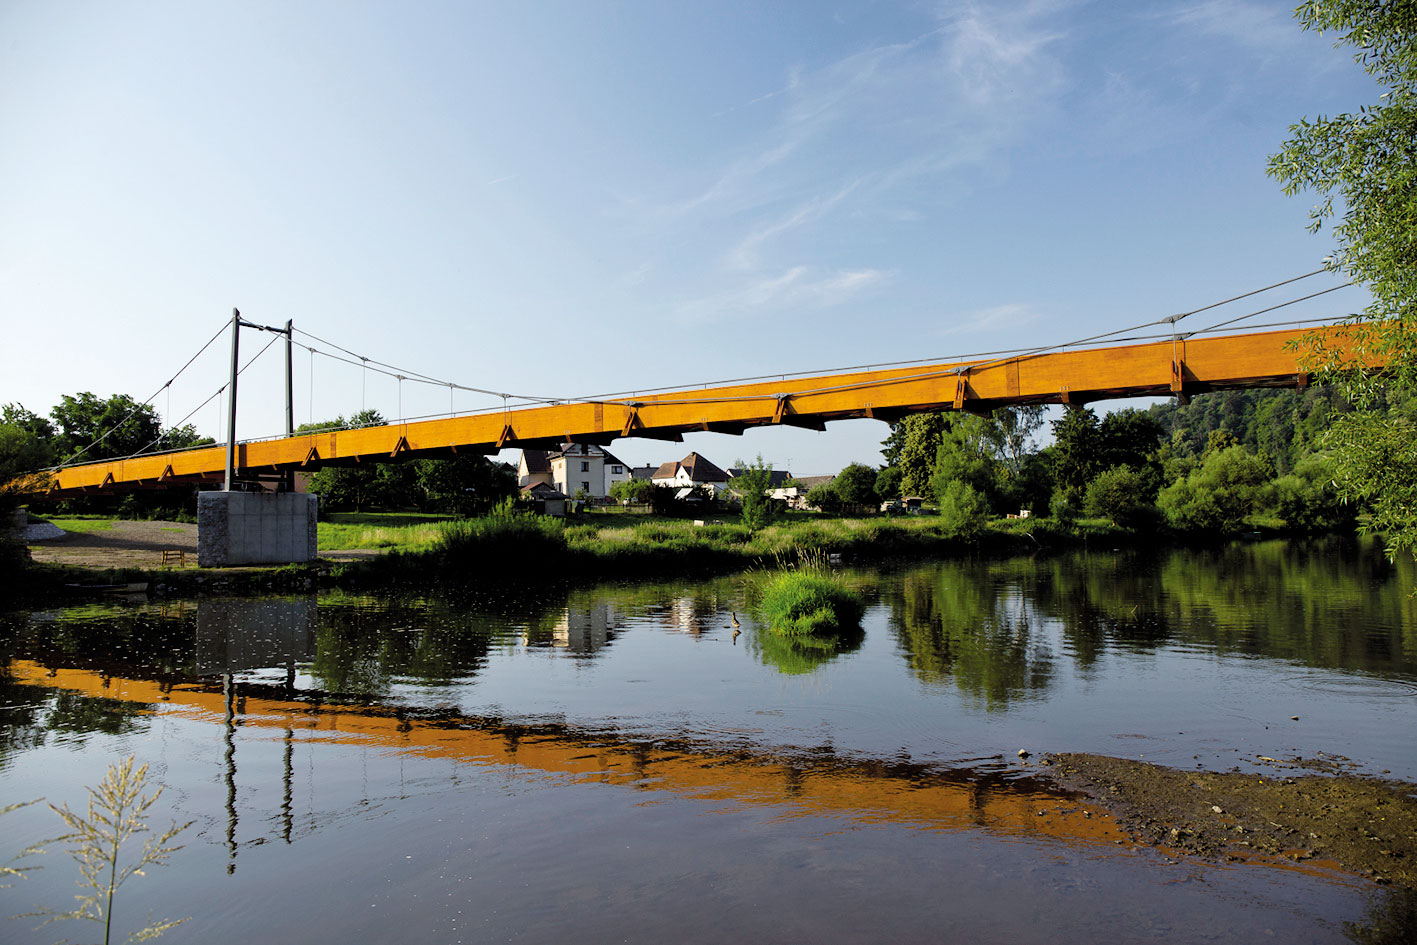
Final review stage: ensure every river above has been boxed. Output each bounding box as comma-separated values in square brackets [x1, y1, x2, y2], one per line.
[2, 536, 1414, 943]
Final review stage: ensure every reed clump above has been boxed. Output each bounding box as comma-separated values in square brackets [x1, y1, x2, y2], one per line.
[755, 569, 864, 637]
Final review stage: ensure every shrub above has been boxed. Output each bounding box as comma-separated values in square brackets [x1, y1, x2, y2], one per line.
[1157, 445, 1274, 534]
[1273, 453, 1357, 534]
[1083, 465, 1157, 528]
[936, 480, 988, 540]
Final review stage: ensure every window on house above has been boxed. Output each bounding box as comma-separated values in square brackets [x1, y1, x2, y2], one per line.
[612, 465, 623, 474]
[581, 481, 590, 493]
[581, 462, 590, 472]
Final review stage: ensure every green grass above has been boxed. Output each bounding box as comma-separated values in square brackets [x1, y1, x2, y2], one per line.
[755, 570, 865, 637]
[40, 518, 116, 534]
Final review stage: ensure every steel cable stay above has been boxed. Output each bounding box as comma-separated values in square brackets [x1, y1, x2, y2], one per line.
[216, 310, 1355, 445]
[41, 269, 1362, 470]
[108, 329, 284, 463]
[54, 318, 236, 467]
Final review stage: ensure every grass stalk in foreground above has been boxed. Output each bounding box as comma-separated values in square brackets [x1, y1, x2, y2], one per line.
[27, 756, 191, 945]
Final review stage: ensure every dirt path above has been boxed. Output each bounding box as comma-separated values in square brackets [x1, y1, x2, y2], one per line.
[26, 520, 379, 569]
[28, 520, 200, 569]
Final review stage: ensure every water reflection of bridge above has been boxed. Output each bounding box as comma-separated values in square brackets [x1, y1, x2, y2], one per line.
[10, 656, 1134, 864]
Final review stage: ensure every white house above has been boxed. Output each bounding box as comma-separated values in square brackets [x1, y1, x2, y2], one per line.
[651, 452, 732, 496]
[520, 444, 630, 499]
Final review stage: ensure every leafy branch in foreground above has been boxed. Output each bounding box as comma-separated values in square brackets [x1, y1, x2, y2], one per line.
[27, 756, 192, 945]
[1267, 1, 1417, 559]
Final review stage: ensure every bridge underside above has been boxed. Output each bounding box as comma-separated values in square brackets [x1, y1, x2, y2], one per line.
[26, 325, 1347, 502]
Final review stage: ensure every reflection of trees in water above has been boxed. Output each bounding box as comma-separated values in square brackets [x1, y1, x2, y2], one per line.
[1346, 885, 1417, 945]
[885, 568, 1052, 709]
[749, 624, 865, 676]
[886, 535, 1417, 695]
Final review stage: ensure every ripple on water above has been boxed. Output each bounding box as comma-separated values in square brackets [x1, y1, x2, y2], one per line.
[1283, 669, 1417, 700]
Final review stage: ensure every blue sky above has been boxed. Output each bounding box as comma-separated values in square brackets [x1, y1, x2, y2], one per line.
[0, 1, 1376, 476]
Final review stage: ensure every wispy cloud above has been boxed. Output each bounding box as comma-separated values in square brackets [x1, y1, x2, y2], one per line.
[676, 266, 893, 322]
[726, 180, 862, 270]
[936, 302, 1042, 336]
[1167, 1, 1304, 57]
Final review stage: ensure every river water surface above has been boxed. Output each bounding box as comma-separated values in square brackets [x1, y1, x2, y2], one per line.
[2, 537, 1415, 943]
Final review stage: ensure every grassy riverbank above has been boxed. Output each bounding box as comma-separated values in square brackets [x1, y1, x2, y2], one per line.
[6, 506, 1286, 604]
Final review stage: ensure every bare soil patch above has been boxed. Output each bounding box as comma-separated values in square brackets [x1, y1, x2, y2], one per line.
[27, 520, 199, 569]
[1041, 752, 1417, 888]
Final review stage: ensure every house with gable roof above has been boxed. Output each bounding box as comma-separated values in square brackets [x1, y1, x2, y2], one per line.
[650, 452, 732, 496]
[518, 444, 631, 499]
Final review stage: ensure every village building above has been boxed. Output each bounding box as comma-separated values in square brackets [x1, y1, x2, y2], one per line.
[518, 444, 630, 499]
[650, 452, 732, 497]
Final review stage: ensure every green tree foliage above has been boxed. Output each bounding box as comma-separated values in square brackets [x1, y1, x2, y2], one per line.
[1148, 387, 1369, 473]
[1268, 1, 1417, 557]
[890, 413, 947, 497]
[833, 462, 878, 508]
[608, 478, 655, 504]
[1098, 408, 1164, 471]
[936, 480, 988, 540]
[49, 392, 206, 462]
[874, 466, 904, 501]
[414, 455, 517, 516]
[1083, 465, 1157, 528]
[1157, 445, 1275, 535]
[1272, 453, 1358, 534]
[300, 411, 514, 514]
[929, 413, 1000, 510]
[805, 481, 841, 513]
[1048, 407, 1101, 501]
[732, 455, 777, 530]
[987, 405, 1046, 477]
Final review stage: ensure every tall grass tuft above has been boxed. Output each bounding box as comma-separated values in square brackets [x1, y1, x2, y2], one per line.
[435, 499, 568, 572]
[29, 756, 191, 945]
[755, 569, 864, 637]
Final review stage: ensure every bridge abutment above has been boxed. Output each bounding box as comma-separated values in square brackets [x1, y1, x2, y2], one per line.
[198, 491, 318, 567]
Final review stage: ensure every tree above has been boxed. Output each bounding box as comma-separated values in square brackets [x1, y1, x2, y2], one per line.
[930, 413, 1000, 511]
[936, 480, 988, 540]
[1048, 407, 1101, 501]
[987, 405, 1046, 477]
[732, 455, 777, 530]
[1083, 466, 1157, 529]
[1273, 453, 1358, 534]
[805, 482, 841, 513]
[891, 413, 947, 497]
[414, 456, 517, 516]
[833, 462, 878, 508]
[609, 478, 655, 504]
[1268, 1, 1417, 558]
[874, 466, 904, 501]
[1157, 445, 1275, 535]
[50, 393, 163, 462]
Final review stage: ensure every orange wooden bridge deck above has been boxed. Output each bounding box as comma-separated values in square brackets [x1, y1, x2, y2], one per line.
[24, 325, 1340, 500]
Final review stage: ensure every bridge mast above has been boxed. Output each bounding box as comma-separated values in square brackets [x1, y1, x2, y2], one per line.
[224, 307, 240, 492]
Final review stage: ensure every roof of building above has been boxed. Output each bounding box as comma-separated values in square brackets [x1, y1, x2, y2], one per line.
[630, 465, 658, 481]
[794, 475, 836, 489]
[540, 442, 628, 467]
[520, 449, 551, 474]
[681, 452, 729, 483]
[728, 468, 794, 487]
[521, 481, 567, 498]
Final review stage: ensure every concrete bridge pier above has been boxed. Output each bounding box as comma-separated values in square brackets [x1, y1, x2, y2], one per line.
[198, 491, 318, 567]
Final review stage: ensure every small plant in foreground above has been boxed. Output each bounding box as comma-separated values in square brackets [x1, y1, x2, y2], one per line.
[29, 756, 191, 945]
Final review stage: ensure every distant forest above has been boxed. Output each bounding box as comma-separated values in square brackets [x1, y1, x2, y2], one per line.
[1147, 386, 1415, 473]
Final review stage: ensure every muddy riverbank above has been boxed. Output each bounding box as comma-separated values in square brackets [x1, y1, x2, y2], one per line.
[1040, 752, 1417, 888]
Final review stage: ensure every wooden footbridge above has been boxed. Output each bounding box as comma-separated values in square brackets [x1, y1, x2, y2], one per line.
[22, 323, 1348, 501]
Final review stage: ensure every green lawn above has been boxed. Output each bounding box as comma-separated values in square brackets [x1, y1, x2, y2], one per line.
[37, 517, 116, 534]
